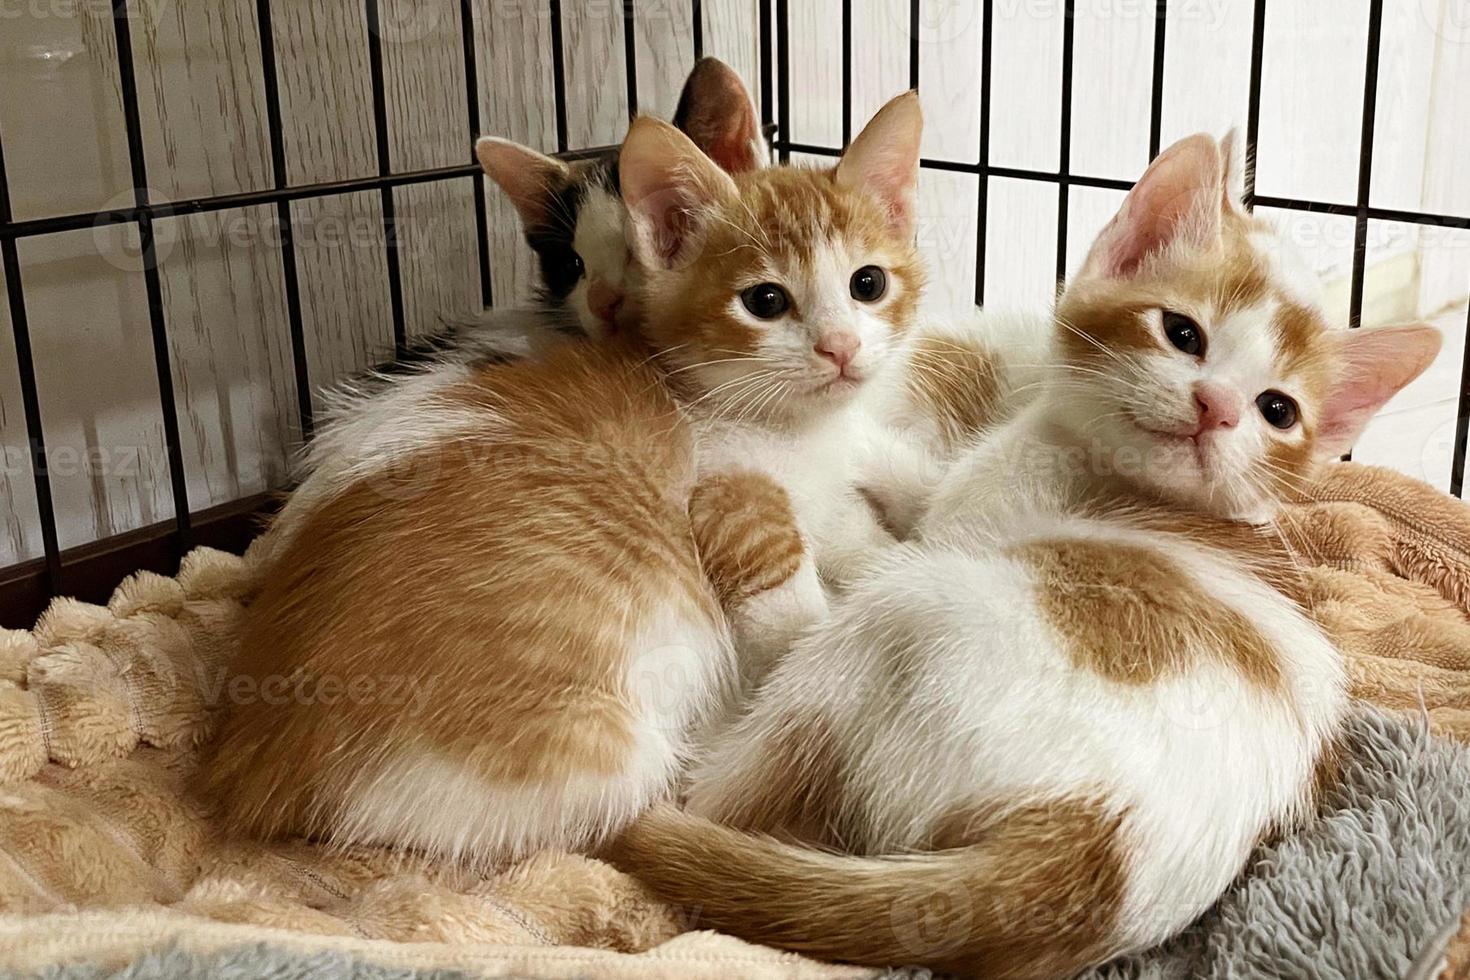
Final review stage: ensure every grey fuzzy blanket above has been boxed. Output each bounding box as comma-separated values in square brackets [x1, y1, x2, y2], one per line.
[15, 709, 1469, 980]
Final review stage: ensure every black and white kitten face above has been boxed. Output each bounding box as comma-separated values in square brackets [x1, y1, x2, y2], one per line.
[475, 57, 767, 339]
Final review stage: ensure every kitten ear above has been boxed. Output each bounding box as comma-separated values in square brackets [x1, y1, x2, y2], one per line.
[673, 57, 767, 173]
[835, 91, 922, 239]
[619, 116, 738, 270]
[1315, 324, 1442, 457]
[1218, 127, 1248, 215]
[475, 137, 569, 229]
[1079, 132, 1225, 280]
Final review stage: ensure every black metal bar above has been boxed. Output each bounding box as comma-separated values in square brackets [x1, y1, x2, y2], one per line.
[550, 0, 570, 152]
[692, 0, 704, 60]
[111, 0, 193, 549]
[908, 0, 920, 91]
[759, 0, 773, 130]
[363, 0, 408, 355]
[1347, 0, 1383, 333]
[623, 1, 639, 118]
[1055, 0, 1075, 286]
[1244, 0, 1266, 206]
[974, 0, 993, 306]
[776, 0, 789, 162]
[0, 129, 62, 591]
[1453, 297, 1470, 497]
[1149, 0, 1167, 159]
[841, 0, 852, 146]
[255, 0, 315, 441]
[459, 0, 494, 311]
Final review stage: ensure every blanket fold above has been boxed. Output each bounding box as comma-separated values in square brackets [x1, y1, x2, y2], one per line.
[1, 460, 1468, 978]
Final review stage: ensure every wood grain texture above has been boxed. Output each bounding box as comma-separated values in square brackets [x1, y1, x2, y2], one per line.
[562, 2, 629, 149]
[475, 0, 557, 304]
[19, 226, 176, 550]
[786, 0, 842, 147]
[701, 0, 762, 120]
[1069, 1, 1151, 181]
[0, 266, 43, 566]
[633, 0, 696, 118]
[849, 0, 908, 141]
[917, 0, 982, 163]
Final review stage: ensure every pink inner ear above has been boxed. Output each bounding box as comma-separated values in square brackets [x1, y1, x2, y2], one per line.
[1085, 134, 1223, 279]
[1317, 325, 1442, 454]
[673, 59, 762, 174]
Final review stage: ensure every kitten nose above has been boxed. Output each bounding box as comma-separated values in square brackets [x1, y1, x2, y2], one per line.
[1193, 382, 1240, 431]
[815, 332, 861, 372]
[587, 279, 622, 325]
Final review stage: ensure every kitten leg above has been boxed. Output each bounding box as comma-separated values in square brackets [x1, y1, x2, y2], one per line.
[688, 470, 829, 689]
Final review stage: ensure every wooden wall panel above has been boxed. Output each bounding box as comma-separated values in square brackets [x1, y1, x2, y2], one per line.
[156, 207, 297, 506]
[0, 4, 130, 220]
[850, 0, 908, 139]
[1069, 2, 1152, 182]
[701, 0, 762, 121]
[562, 3, 629, 149]
[917, 0, 982, 163]
[0, 268, 43, 567]
[633, 0, 696, 119]
[20, 226, 175, 550]
[475, 0, 557, 305]
[787, 0, 842, 147]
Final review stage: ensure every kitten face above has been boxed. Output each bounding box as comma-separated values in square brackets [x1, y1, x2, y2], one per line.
[1052, 132, 1439, 523]
[641, 168, 923, 418]
[524, 161, 639, 336]
[620, 93, 926, 426]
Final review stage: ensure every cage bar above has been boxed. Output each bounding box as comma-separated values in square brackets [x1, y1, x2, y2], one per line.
[623, 1, 639, 117]
[0, 128, 62, 590]
[1454, 299, 1470, 497]
[841, 0, 852, 146]
[776, 0, 789, 162]
[1149, 0, 1166, 160]
[1054, 0, 1076, 286]
[460, 0, 495, 311]
[1347, 0, 1384, 333]
[908, 0, 920, 92]
[692, 0, 704, 60]
[255, 0, 316, 440]
[363, 0, 409, 355]
[550, 0, 570, 152]
[1244, 0, 1266, 204]
[110, 0, 193, 550]
[973, 0, 993, 307]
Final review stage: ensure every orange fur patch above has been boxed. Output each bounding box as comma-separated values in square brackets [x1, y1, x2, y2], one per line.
[688, 471, 805, 605]
[1012, 537, 1283, 689]
[905, 336, 1003, 452]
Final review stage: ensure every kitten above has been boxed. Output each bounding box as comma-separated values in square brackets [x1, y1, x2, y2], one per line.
[203, 93, 924, 867]
[363, 57, 769, 381]
[472, 57, 767, 340]
[605, 132, 1442, 977]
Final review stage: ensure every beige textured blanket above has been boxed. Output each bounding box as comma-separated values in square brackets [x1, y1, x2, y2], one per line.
[0, 460, 1467, 977]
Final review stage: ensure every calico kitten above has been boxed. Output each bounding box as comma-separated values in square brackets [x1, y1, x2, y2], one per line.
[473, 56, 768, 340]
[363, 57, 768, 381]
[605, 133, 1441, 977]
[204, 93, 924, 867]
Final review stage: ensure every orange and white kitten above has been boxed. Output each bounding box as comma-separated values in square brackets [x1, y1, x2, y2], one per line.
[607, 133, 1442, 976]
[204, 94, 924, 867]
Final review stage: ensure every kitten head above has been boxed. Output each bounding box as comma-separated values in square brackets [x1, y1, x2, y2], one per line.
[475, 58, 766, 339]
[618, 91, 926, 424]
[1053, 131, 1441, 523]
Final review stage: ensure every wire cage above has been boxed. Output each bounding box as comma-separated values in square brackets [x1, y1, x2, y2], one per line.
[1, 0, 1468, 626]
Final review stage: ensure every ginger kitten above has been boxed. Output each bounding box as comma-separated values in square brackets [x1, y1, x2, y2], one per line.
[203, 93, 924, 866]
[605, 132, 1441, 977]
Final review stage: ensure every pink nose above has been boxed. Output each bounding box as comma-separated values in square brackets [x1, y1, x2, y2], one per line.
[1193, 382, 1240, 433]
[587, 279, 622, 326]
[815, 333, 861, 372]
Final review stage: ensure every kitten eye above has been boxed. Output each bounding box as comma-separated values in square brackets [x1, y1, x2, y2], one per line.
[565, 253, 585, 279]
[1256, 390, 1299, 430]
[741, 283, 791, 320]
[850, 266, 887, 303]
[1163, 311, 1204, 357]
